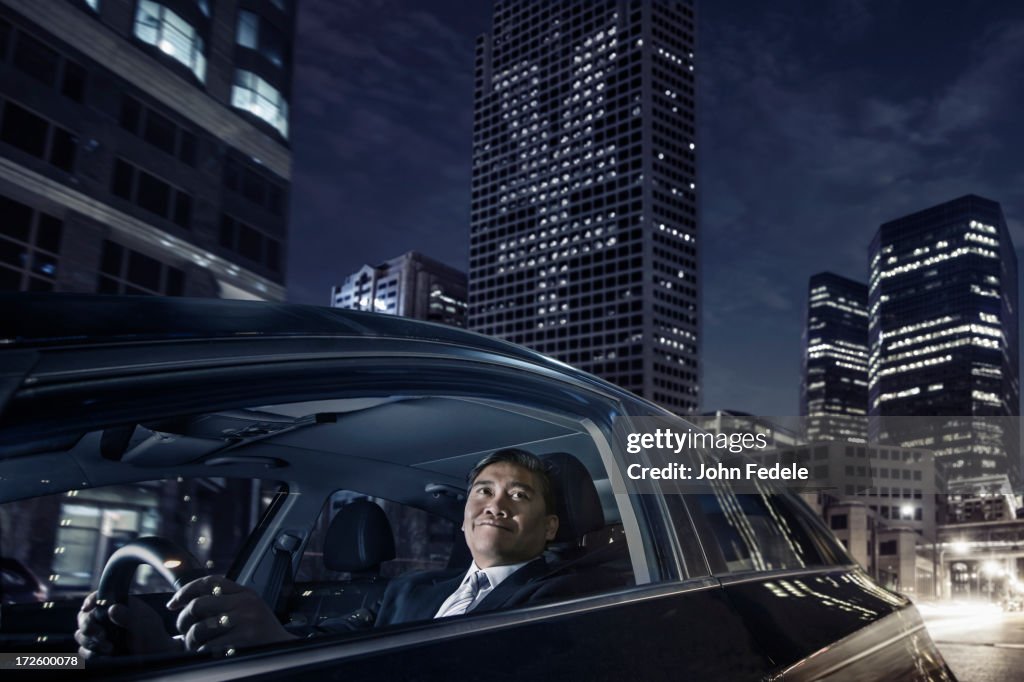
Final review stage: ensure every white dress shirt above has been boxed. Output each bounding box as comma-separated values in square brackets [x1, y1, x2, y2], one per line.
[433, 560, 531, 618]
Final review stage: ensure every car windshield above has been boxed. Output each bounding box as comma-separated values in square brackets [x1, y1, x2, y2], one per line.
[0, 477, 283, 604]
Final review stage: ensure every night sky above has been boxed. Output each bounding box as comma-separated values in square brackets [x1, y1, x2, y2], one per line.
[286, 0, 1024, 417]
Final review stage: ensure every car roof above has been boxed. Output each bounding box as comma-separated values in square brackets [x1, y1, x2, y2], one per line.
[0, 293, 550, 364]
[2, 293, 675, 412]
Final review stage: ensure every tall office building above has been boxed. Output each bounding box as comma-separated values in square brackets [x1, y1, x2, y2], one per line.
[468, 0, 699, 413]
[0, 0, 294, 300]
[331, 251, 468, 328]
[801, 272, 869, 443]
[868, 195, 1019, 482]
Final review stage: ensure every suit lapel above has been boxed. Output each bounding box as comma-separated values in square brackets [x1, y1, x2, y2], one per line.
[410, 572, 463, 621]
[474, 557, 548, 612]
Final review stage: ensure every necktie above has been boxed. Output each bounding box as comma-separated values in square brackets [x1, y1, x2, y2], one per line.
[437, 570, 490, 618]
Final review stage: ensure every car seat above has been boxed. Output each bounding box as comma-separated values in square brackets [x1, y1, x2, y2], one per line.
[286, 499, 396, 628]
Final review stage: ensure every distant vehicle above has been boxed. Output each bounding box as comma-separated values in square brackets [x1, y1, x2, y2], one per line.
[0, 294, 956, 680]
[0, 557, 48, 604]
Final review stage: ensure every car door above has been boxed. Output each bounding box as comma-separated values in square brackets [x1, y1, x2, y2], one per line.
[676, 479, 954, 680]
[129, 440, 772, 682]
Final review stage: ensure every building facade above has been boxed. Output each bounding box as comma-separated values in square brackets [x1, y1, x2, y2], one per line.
[0, 0, 294, 301]
[868, 195, 1020, 483]
[769, 441, 943, 596]
[769, 442, 942, 541]
[944, 474, 1020, 523]
[695, 410, 801, 448]
[936, 518, 1024, 600]
[468, 0, 700, 413]
[331, 251, 468, 328]
[815, 501, 932, 596]
[801, 272, 869, 443]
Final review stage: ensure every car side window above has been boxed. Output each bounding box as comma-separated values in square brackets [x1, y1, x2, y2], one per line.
[680, 481, 828, 574]
[614, 408, 836, 578]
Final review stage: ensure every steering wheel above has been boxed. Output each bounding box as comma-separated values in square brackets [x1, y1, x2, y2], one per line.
[94, 537, 206, 654]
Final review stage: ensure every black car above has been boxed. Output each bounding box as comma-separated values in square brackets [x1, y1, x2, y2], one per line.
[0, 294, 954, 680]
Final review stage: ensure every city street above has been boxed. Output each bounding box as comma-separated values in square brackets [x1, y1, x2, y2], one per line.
[919, 602, 1024, 682]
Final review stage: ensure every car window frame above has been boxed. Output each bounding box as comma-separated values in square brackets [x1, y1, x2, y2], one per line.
[2, 344, 671, 580]
[675, 476, 856, 579]
[606, 402, 717, 583]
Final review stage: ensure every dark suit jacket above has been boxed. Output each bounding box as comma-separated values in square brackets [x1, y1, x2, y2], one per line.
[298, 557, 612, 636]
[374, 557, 586, 627]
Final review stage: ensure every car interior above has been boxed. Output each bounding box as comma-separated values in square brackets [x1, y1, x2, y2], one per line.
[0, 391, 644, 658]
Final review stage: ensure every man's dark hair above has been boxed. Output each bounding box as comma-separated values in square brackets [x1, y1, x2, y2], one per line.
[466, 448, 556, 515]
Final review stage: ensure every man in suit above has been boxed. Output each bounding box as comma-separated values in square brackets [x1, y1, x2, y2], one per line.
[375, 448, 573, 626]
[75, 449, 578, 656]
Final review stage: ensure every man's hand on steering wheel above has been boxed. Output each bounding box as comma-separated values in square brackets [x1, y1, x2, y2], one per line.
[75, 537, 292, 658]
[76, 576, 296, 658]
[167, 575, 297, 654]
[75, 591, 179, 659]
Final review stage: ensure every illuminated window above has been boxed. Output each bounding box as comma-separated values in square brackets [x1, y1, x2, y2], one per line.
[238, 11, 258, 48]
[236, 10, 286, 67]
[231, 70, 289, 138]
[133, 0, 207, 83]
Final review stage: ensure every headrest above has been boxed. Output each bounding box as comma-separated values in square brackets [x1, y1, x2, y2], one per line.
[323, 499, 396, 572]
[540, 452, 605, 544]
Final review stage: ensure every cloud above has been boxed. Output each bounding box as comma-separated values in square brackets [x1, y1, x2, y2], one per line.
[702, 15, 1024, 262]
[824, 0, 875, 41]
[294, 1, 474, 112]
[701, 356, 802, 415]
[923, 21, 1024, 140]
[704, 261, 800, 325]
[287, 0, 482, 304]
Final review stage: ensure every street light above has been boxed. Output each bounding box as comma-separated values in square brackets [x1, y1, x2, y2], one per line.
[982, 560, 1004, 602]
[936, 541, 971, 600]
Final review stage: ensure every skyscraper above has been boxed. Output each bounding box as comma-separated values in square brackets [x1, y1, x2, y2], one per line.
[468, 0, 699, 413]
[801, 272, 869, 443]
[331, 251, 468, 328]
[868, 195, 1019, 482]
[0, 0, 294, 300]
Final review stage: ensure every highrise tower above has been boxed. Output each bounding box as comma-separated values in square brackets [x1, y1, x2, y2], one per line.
[801, 272, 869, 443]
[468, 0, 699, 413]
[868, 195, 1019, 482]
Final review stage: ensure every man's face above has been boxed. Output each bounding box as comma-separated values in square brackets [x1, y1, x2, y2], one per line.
[463, 462, 559, 568]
